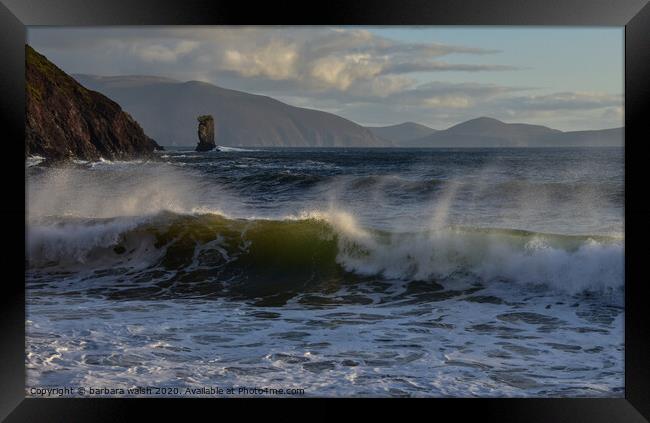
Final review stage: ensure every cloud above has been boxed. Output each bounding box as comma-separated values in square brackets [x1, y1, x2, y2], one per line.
[28, 26, 516, 94]
[601, 106, 624, 121]
[221, 41, 299, 80]
[496, 92, 622, 111]
[382, 61, 519, 74]
[329, 80, 527, 106]
[132, 40, 200, 63]
[308, 54, 384, 90]
[27, 26, 622, 131]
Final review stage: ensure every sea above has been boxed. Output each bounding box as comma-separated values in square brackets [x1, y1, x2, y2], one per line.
[25, 147, 624, 397]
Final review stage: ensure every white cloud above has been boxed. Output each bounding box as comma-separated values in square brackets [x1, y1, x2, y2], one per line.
[362, 75, 415, 97]
[28, 27, 515, 93]
[422, 96, 472, 109]
[131, 40, 199, 63]
[221, 41, 298, 80]
[308, 54, 384, 90]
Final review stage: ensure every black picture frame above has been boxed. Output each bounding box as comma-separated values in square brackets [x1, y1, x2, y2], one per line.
[2, 0, 649, 421]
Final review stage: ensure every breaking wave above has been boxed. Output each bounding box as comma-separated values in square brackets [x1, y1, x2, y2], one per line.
[27, 209, 623, 295]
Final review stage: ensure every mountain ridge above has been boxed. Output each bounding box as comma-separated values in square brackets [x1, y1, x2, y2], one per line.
[71, 73, 623, 149]
[74, 74, 390, 148]
[401, 116, 622, 147]
[367, 122, 437, 144]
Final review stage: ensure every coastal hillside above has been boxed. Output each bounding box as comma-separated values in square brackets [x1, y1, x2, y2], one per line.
[74, 74, 390, 148]
[535, 127, 624, 147]
[26, 45, 161, 161]
[402, 117, 622, 147]
[367, 122, 437, 144]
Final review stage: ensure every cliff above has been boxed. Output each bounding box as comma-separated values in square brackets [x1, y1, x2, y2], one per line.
[25, 45, 162, 161]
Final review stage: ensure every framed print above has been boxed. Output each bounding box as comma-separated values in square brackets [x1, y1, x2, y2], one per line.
[1, 0, 649, 421]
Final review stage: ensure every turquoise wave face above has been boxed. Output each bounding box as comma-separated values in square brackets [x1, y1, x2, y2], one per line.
[27, 210, 623, 303]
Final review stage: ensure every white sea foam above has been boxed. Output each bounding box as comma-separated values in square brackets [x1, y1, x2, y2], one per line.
[217, 145, 260, 152]
[26, 155, 46, 167]
[27, 216, 149, 266]
[304, 209, 624, 293]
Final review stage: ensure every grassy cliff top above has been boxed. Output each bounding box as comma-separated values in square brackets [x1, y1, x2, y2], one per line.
[26, 44, 93, 104]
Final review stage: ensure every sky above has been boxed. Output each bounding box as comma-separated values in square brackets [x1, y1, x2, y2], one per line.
[27, 26, 624, 131]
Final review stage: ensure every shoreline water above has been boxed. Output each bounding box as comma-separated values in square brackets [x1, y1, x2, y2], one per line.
[25, 147, 624, 397]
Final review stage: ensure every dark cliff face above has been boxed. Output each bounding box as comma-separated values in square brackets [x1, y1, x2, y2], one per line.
[195, 115, 216, 151]
[25, 45, 162, 161]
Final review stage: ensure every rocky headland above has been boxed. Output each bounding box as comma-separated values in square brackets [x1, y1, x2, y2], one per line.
[26, 45, 162, 163]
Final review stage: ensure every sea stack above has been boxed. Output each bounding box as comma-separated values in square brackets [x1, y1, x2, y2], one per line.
[195, 115, 216, 152]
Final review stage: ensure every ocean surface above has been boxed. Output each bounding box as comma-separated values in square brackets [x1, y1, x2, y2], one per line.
[26, 147, 624, 397]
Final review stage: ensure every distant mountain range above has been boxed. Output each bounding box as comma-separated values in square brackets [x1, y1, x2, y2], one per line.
[370, 117, 622, 148]
[74, 74, 388, 148]
[26, 45, 624, 164]
[367, 122, 437, 144]
[72, 74, 622, 149]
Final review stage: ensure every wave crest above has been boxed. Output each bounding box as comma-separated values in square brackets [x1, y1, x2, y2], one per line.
[27, 210, 623, 294]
